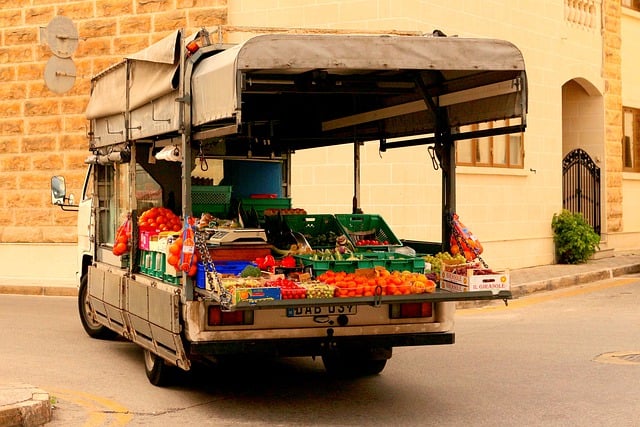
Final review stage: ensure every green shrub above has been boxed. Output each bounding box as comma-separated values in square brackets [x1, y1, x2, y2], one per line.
[551, 210, 600, 264]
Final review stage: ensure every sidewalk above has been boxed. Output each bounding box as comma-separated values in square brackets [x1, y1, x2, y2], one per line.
[2, 251, 640, 426]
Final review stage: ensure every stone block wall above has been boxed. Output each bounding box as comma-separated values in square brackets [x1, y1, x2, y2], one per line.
[0, 0, 228, 244]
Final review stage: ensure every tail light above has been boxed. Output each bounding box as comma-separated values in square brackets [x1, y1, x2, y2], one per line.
[208, 306, 254, 326]
[389, 302, 433, 319]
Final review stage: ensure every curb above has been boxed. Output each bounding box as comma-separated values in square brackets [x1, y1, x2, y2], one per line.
[511, 263, 640, 298]
[0, 384, 51, 427]
[0, 285, 77, 297]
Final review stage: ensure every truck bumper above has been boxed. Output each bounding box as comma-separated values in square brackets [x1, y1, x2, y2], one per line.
[187, 332, 455, 358]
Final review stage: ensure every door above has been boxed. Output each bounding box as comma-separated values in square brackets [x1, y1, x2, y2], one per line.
[562, 148, 601, 234]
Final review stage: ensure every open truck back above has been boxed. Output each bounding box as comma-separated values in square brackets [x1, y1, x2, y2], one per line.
[53, 29, 527, 385]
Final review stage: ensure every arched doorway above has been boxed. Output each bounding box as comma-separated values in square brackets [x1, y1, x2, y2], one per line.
[561, 78, 604, 236]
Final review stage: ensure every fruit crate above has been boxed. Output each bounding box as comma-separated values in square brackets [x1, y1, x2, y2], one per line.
[195, 260, 257, 289]
[294, 252, 425, 278]
[191, 185, 232, 217]
[241, 197, 291, 217]
[334, 214, 402, 250]
[440, 263, 510, 294]
[283, 214, 345, 249]
[138, 250, 166, 280]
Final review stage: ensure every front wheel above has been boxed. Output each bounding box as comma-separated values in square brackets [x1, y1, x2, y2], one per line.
[144, 349, 176, 386]
[78, 274, 117, 339]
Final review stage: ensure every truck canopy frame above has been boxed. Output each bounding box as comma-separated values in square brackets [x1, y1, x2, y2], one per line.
[85, 29, 527, 252]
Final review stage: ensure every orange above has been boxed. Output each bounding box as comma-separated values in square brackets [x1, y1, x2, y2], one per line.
[113, 242, 127, 255]
[168, 254, 179, 267]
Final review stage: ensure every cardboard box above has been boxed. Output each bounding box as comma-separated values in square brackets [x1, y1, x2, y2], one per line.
[233, 287, 281, 304]
[440, 264, 509, 294]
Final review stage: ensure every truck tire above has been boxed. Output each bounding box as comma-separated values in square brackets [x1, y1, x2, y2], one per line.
[144, 349, 176, 387]
[322, 348, 389, 377]
[78, 274, 117, 339]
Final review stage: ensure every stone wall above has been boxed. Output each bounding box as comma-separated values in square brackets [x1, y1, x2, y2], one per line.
[0, 0, 228, 244]
[602, 0, 623, 233]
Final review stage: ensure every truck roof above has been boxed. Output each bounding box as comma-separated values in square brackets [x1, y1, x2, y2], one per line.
[86, 30, 527, 149]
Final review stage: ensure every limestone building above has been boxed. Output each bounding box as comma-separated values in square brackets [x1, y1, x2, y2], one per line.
[1, 0, 638, 285]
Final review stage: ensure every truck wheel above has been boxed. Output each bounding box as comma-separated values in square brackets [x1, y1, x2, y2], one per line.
[78, 274, 117, 339]
[144, 349, 175, 387]
[322, 349, 388, 377]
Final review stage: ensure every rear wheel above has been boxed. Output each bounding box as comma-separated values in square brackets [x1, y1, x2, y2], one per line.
[78, 274, 117, 339]
[144, 349, 176, 387]
[322, 347, 390, 377]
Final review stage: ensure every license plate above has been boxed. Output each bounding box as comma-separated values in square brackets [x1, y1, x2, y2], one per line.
[286, 305, 357, 317]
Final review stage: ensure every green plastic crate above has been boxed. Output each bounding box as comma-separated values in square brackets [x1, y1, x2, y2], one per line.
[294, 252, 424, 277]
[284, 214, 345, 249]
[334, 214, 402, 249]
[192, 185, 232, 217]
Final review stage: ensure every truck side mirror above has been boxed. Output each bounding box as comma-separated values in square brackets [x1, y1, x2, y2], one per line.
[51, 175, 66, 205]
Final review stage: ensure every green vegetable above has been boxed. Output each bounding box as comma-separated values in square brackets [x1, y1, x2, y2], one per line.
[240, 265, 262, 277]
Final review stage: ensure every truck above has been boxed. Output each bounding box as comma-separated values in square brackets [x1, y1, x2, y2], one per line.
[51, 29, 527, 386]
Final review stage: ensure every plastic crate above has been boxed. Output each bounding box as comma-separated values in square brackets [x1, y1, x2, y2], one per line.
[241, 197, 291, 217]
[195, 260, 257, 289]
[138, 228, 159, 250]
[138, 249, 166, 280]
[294, 252, 425, 277]
[334, 214, 402, 249]
[192, 185, 232, 217]
[283, 214, 344, 249]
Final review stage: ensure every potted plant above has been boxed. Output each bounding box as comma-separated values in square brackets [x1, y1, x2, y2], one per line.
[551, 209, 600, 264]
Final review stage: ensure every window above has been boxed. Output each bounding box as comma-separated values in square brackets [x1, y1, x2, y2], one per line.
[622, 0, 640, 12]
[455, 119, 524, 168]
[623, 107, 640, 171]
[96, 163, 130, 246]
[136, 164, 163, 212]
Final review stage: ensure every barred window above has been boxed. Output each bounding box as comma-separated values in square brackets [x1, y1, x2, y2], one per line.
[456, 119, 524, 168]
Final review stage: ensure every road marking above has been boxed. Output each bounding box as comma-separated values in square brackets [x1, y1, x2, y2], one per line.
[49, 388, 132, 426]
[458, 277, 638, 315]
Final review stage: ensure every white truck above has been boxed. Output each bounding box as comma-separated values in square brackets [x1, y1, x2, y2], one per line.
[52, 29, 527, 386]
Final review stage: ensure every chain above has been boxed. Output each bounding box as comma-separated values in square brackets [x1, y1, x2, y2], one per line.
[194, 228, 232, 309]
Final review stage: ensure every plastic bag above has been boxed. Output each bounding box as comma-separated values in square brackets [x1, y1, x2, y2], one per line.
[179, 217, 198, 276]
[449, 213, 483, 261]
[113, 216, 131, 256]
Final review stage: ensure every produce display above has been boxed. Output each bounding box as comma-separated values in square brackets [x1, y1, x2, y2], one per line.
[302, 283, 335, 299]
[317, 268, 436, 297]
[423, 252, 466, 278]
[355, 239, 389, 246]
[202, 262, 436, 302]
[166, 226, 199, 276]
[112, 217, 132, 256]
[446, 262, 499, 276]
[264, 277, 307, 299]
[138, 207, 182, 232]
[440, 261, 510, 293]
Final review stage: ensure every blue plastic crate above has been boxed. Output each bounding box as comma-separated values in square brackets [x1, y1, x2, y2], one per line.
[196, 261, 257, 289]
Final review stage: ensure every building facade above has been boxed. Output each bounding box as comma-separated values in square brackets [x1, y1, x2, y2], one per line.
[0, 0, 638, 285]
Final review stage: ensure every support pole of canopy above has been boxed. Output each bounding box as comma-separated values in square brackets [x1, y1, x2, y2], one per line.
[178, 29, 194, 302]
[414, 73, 455, 252]
[353, 141, 362, 214]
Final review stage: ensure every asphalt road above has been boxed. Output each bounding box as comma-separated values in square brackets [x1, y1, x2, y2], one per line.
[1, 276, 639, 426]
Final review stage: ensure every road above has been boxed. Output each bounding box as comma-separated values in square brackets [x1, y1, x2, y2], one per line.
[1, 276, 639, 426]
